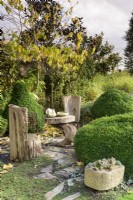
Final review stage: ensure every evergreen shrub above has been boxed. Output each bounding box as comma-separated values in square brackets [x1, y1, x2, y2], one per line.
[91, 89, 133, 119]
[4, 81, 44, 132]
[0, 116, 8, 136]
[74, 113, 133, 178]
[80, 102, 93, 126]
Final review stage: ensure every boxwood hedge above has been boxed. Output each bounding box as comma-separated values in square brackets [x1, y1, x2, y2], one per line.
[80, 102, 93, 126]
[74, 113, 133, 178]
[3, 81, 44, 132]
[91, 89, 133, 119]
[0, 116, 8, 136]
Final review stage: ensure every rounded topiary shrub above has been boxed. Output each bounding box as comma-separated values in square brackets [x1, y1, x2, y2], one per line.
[91, 89, 133, 119]
[4, 81, 44, 132]
[74, 113, 133, 178]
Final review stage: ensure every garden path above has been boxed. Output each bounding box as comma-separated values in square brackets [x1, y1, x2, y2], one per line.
[0, 136, 84, 199]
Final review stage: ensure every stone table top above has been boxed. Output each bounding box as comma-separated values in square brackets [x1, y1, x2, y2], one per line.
[46, 115, 75, 125]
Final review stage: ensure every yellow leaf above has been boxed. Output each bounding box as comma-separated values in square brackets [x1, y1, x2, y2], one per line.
[68, 32, 73, 37]
[46, 4, 50, 10]
[5, 6, 11, 14]
[18, 4, 24, 11]
[0, 170, 8, 174]
[76, 161, 84, 166]
[91, 47, 96, 55]
[24, 19, 27, 25]
[34, 165, 38, 169]
[3, 163, 13, 170]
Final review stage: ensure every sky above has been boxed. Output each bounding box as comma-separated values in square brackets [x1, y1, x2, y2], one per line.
[1, 0, 132, 61]
[71, 0, 133, 59]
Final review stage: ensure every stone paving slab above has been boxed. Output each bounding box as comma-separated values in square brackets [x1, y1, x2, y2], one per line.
[43, 151, 67, 161]
[57, 156, 77, 167]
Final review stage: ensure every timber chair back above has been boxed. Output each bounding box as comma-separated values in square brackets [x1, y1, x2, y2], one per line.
[62, 96, 81, 127]
[9, 104, 42, 161]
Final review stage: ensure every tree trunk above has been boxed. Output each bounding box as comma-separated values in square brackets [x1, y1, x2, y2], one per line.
[25, 134, 43, 160]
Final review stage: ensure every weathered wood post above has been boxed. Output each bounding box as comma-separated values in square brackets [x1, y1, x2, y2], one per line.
[9, 105, 42, 161]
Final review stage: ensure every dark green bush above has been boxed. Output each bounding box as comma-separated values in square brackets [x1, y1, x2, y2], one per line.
[91, 89, 133, 119]
[0, 116, 8, 136]
[74, 113, 133, 178]
[3, 81, 44, 132]
[80, 102, 93, 126]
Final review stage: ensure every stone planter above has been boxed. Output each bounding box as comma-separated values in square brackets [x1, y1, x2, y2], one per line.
[84, 165, 125, 191]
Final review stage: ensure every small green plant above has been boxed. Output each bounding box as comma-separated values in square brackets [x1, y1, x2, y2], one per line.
[87, 157, 122, 171]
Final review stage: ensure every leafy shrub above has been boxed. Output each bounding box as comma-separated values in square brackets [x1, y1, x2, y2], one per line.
[3, 81, 44, 132]
[74, 113, 133, 178]
[80, 102, 93, 126]
[0, 116, 8, 136]
[102, 71, 133, 93]
[91, 89, 133, 119]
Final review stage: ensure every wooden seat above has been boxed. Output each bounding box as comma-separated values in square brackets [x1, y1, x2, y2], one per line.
[9, 105, 42, 161]
[62, 96, 81, 128]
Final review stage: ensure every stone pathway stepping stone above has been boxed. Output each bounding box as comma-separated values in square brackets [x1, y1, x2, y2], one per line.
[44, 146, 67, 154]
[54, 170, 70, 179]
[54, 166, 84, 180]
[44, 151, 67, 161]
[45, 181, 65, 200]
[34, 172, 57, 179]
[57, 156, 77, 167]
[62, 192, 81, 200]
[40, 165, 52, 173]
[67, 178, 75, 186]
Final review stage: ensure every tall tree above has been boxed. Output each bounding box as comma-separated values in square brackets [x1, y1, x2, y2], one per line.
[78, 33, 122, 78]
[124, 11, 133, 74]
[0, 0, 87, 108]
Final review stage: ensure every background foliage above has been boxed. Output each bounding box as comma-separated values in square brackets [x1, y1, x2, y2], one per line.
[91, 89, 133, 119]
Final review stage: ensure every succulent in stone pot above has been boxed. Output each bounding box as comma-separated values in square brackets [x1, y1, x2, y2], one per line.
[88, 157, 122, 171]
[84, 157, 125, 191]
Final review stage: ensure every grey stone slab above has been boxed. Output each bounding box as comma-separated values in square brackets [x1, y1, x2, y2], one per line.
[40, 165, 52, 173]
[67, 178, 75, 186]
[54, 170, 70, 179]
[34, 172, 56, 179]
[45, 181, 65, 200]
[63, 166, 83, 173]
[43, 151, 67, 161]
[62, 192, 81, 200]
[57, 157, 77, 167]
[45, 146, 66, 153]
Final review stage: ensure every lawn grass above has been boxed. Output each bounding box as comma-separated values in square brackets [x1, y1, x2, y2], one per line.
[0, 155, 59, 200]
[118, 190, 133, 200]
[1, 154, 131, 200]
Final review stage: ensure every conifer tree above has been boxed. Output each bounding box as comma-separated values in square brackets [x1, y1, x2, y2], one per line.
[125, 11, 133, 74]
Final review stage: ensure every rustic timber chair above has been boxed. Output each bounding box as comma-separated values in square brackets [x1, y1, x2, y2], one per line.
[62, 96, 81, 128]
[9, 104, 42, 161]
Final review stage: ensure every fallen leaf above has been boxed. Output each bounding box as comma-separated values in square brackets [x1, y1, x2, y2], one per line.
[3, 163, 13, 170]
[76, 162, 84, 166]
[0, 170, 8, 174]
[34, 165, 38, 169]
